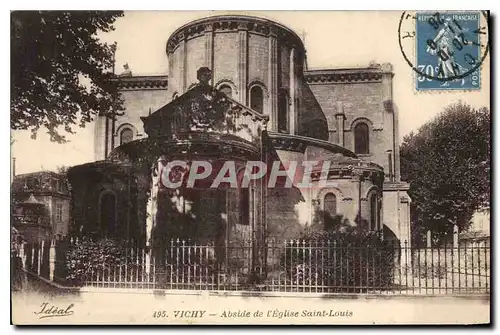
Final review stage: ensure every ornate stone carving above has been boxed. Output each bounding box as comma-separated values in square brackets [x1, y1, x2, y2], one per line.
[188, 93, 228, 131]
[204, 23, 214, 32]
[118, 63, 132, 77]
[270, 137, 308, 153]
[237, 21, 248, 30]
[305, 71, 383, 84]
[268, 26, 278, 37]
[381, 62, 393, 72]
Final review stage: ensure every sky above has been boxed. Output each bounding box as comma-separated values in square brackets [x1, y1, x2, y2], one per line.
[11, 10, 490, 175]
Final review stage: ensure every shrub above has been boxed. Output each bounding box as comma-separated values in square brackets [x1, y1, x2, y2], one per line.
[65, 238, 134, 285]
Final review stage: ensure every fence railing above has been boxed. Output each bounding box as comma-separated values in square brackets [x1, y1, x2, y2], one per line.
[15, 238, 490, 295]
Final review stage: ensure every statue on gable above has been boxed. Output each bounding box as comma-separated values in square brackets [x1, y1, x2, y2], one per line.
[119, 63, 133, 77]
[197, 67, 212, 86]
[188, 67, 230, 131]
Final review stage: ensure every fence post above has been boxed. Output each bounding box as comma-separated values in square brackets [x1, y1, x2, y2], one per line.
[145, 247, 151, 279]
[54, 238, 69, 285]
[49, 239, 56, 281]
[40, 240, 51, 279]
[25, 243, 32, 272]
[400, 240, 409, 268]
[453, 224, 459, 248]
[19, 243, 26, 268]
[426, 230, 432, 248]
[38, 241, 43, 275]
[32, 242, 39, 274]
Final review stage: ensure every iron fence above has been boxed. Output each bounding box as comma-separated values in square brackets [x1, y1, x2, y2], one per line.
[16, 238, 490, 295]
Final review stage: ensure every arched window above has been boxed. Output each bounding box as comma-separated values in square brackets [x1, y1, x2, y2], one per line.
[354, 122, 369, 154]
[219, 84, 232, 98]
[120, 128, 134, 145]
[239, 188, 250, 225]
[323, 193, 337, 217]
[370, 193, 378, 231]
[278, 89, 289, 133]
[100, 191, 116, 237]
[250, 86, 264, 113]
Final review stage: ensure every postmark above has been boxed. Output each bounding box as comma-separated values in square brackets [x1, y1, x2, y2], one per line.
[398, 11, 489, 91]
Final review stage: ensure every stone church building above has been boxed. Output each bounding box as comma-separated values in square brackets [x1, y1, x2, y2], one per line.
[67, 15, 411, 250]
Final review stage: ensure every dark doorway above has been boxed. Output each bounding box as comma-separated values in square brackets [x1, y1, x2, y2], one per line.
[100, 192, 116, 237]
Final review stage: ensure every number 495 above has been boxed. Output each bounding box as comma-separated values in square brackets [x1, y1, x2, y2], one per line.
[153, 311, 167, 318]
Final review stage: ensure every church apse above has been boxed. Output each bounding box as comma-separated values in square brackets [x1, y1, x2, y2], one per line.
[69, 16, 411, 288]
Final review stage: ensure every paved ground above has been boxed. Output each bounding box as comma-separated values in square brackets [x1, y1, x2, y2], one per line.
[12, 275, 490, 325]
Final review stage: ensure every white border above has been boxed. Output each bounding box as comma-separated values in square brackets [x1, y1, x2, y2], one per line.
[3, 1, 497, 333]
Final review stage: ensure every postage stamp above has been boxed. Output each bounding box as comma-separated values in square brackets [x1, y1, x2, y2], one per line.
[416, 12, 482, 90]
[398, 11, 489, 91]
[10, 10, 490, 326]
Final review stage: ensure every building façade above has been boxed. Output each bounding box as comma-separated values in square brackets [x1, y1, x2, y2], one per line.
[67, 15, 411, 253]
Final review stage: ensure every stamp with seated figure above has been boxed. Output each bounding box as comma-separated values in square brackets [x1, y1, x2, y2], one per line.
[399, 11, 489, 91]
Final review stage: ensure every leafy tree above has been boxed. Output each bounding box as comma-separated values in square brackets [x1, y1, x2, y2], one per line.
[11, 11, 124, 142]
[400, 102, 490, 246]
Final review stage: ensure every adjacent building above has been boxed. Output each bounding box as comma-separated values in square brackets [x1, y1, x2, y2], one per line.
[11, 171, 71, 242]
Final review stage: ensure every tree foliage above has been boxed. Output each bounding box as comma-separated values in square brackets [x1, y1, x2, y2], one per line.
[65, 238, 132, 285]
[400, 102, 490, 245]
[11, 11, 124, 142]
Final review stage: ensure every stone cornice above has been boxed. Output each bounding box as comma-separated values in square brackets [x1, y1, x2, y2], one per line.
[304, 65, 393, 84]
[310, 167, 384, 181]
[166, 15, 304, 54]
[383, 181, 410, 191]
[306, 162, 384, 187]
[267, 132, 357, 157]
[114, 76, 168, 90]
[106, 133, 261, 164]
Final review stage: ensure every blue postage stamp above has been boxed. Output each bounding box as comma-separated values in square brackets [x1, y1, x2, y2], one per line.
[415, 12, 481, 91]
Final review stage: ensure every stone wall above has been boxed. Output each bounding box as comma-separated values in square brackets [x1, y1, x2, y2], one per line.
[382, 183, 411, 245]
[213, 33, 239, 87]
[305, 65, 397, 181]
[248, 33, 269, 88]
[264, 144, 384, 241]
[94, 87, 169, 161]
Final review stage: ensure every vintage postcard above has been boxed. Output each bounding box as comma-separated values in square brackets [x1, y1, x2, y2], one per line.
[10, 10, 490, 325]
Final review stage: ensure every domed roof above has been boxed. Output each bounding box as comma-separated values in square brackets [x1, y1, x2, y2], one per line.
[167, 14, 305, 54]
